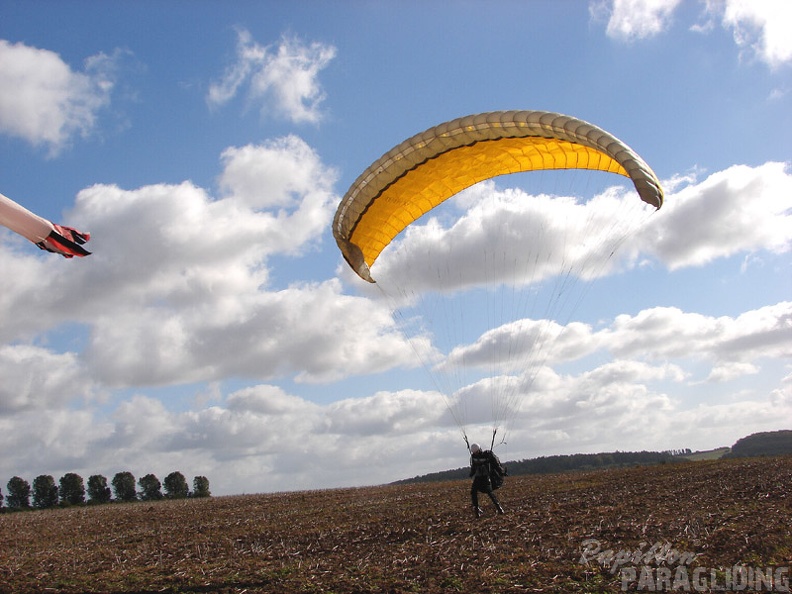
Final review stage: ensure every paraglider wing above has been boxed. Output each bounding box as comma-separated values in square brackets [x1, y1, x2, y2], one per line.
[0, 192, 91, 258]
[333, 110, 663, 282]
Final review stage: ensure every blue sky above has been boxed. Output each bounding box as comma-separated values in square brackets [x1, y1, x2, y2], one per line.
[0, 0, 790, 496]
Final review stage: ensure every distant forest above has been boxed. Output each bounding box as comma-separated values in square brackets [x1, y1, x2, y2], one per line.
[395, 430, 792, 485]
[724, 429, 792, 458]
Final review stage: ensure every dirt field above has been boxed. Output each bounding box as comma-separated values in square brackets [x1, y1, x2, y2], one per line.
[1, 456, 789, 593]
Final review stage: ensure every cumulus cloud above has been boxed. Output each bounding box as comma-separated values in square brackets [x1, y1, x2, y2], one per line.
[4, 322, 787, 495]
[0, 291, 789, 494]
[374, 181, 654, 298]
[708, 0, 792, 69]
[0, 134, 420, 389]
[82, 280, 418, 386]
[347, 161, 791, 434]
[208, 30, 336, 123]
[1, 138, 790, 493]
[707, 361, 759, 383]
[646, 162, 792, 269]
[0, 384, 455, 493]
[325, 389, 447, 437]
[446, 300, 789, 385]
[361, 160, 791, 378]
[0, 406, 114, 473]
[0, 40, 119, 154]
[592, 0, 683, 41]
[606, 302, 792, 369]
[436, 301, 790, 390]
[444, 320, 599, 374]
[593, 0, 792, 68]
[371, 162, 791, 296]
[0, 345, 95, 413]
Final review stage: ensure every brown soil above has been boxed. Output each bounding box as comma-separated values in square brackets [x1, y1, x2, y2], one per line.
[0, 456, 789, 593]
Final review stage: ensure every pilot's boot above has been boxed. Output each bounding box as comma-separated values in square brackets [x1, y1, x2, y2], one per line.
[489, 492, 504, 514]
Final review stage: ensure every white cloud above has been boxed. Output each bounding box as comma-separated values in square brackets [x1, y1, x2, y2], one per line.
[0, 345, 95, 413]
[435, 300, 790, 390]
[227, 384, 318, 415]
[708, 0, 792, 68]
[217, 137, 338, 257]
[0, 40, 118, 155]
[592, 0, 683, 41]
[594, 0, 792, 68]
[444, 319, 598, 374]
[208, 30, 336, 124]
[0, 384, 455, 493]
[646, 162, 792, 269]
[606, 302, 792, 371]
[347, 162, 791, 419]
[81, 280, 418, 387]
[707, 361, 759, 382]
[0, 407, 114, 473]
[367, 161, 791, 319]
[1, 295, 789, 495]
[0, 135, 419, 388]
[325, 389, 446, 437]
[0, 245, 58, 338]
[1, 139, 790, 494]
[373, 181, 654, 296]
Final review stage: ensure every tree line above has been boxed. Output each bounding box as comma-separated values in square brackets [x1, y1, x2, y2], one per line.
[396, 431, 792, 486]
[0, 471, 210, 511]
[395, 450, 688, 484]
[724, 430, 792, 458]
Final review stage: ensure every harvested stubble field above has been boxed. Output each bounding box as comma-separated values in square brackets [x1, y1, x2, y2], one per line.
[0, 457, 790, 594]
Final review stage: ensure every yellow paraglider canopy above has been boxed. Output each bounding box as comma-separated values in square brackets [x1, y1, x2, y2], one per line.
[333, 111, 663, 282]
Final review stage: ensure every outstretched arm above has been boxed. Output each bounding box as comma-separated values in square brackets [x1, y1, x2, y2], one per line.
[1, 192, 91, 257]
